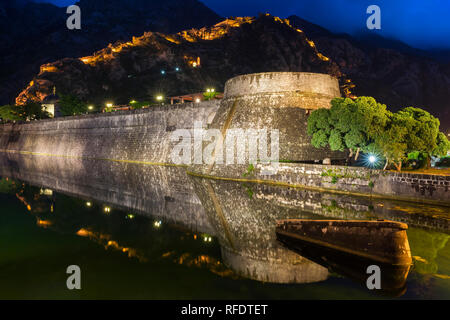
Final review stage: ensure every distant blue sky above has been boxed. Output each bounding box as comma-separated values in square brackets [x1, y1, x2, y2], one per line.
[33, 0, 450, 50]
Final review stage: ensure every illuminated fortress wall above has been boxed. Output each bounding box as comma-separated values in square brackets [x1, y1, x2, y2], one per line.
[0, 100, 220, 164]
[210, 72, 345, 162]
[0, 72, 448, 205]
[1, 72, 342, 166]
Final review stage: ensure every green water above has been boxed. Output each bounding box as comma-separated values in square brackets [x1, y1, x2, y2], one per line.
[0, 176, 449, 300]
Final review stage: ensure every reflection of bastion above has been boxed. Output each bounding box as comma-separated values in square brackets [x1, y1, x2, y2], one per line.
[221, 247, 328, 284]
[191, 177, 329, 284]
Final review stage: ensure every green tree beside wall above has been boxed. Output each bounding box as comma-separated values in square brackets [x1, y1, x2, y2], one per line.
[0, 103, 50, 122]
[307, 97, 390, 160]
[59, 94, 88, 116]
[307, 96, 450, 171]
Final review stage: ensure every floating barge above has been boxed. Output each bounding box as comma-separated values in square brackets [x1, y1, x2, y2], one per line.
[276, 219, 412, 294]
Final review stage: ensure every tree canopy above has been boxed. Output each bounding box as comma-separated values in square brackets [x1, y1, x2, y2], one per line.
[59, 94, 88, 116]
[0, 105, 22, 121]
[307, 97, 390, 160]
[307, 96, 450, 171]
[0, 103, 50, 122]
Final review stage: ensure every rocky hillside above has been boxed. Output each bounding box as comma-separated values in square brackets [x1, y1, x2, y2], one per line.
[16, 15, 341, 105]
[0, 0, 222, 105]
[13, 12, 450, 132]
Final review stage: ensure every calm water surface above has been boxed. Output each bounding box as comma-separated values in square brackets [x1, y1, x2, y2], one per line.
[0, 153, 449, 299]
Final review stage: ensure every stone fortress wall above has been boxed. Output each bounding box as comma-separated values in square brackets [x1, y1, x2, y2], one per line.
[196, 161, 449, 205]
[0, 72, 448, 204]
[204, 72, 345, 168]
[0, 100, 220, 163]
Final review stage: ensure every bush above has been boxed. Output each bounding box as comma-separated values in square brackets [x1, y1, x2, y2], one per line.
[59, 94, 87, 116]
[435, 156, 450, 168]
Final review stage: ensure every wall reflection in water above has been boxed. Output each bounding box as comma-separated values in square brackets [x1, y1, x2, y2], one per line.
[0, 152, 448, 295]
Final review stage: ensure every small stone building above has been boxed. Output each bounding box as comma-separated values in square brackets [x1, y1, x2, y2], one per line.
[41, 94, 61, 118]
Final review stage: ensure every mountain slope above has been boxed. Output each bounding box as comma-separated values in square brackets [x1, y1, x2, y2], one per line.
[288, 15, 450, 132]
[0, 0, 222, 105]
[16, 15, 341, 105]
[13, 13, 450, 133]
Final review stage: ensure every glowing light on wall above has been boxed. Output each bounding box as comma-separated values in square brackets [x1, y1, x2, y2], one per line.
[37, 219, 52, 227]
[76, 228, 91, 237]
[40, 188, 53, 196]
[307, 39, 316, 48]
[154, 220, 162, 228]
[40, 65, 58, 73]
[317, 53, 330, 61]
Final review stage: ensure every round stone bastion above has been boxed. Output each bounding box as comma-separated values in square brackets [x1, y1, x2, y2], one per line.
[208, 72, 346, 164]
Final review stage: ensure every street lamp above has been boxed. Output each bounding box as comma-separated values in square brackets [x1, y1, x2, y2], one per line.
[205, 88, 216, 100]
[364, 153, 380, 168]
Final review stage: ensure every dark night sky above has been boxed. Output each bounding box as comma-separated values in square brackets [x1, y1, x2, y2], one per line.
[33, 0, 450, 50]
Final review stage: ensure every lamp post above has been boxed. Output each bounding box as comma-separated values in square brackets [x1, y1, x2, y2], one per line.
[104, 102, 113, 113]
[205, 88, 216, 100]
[156, 95, 164, 105]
